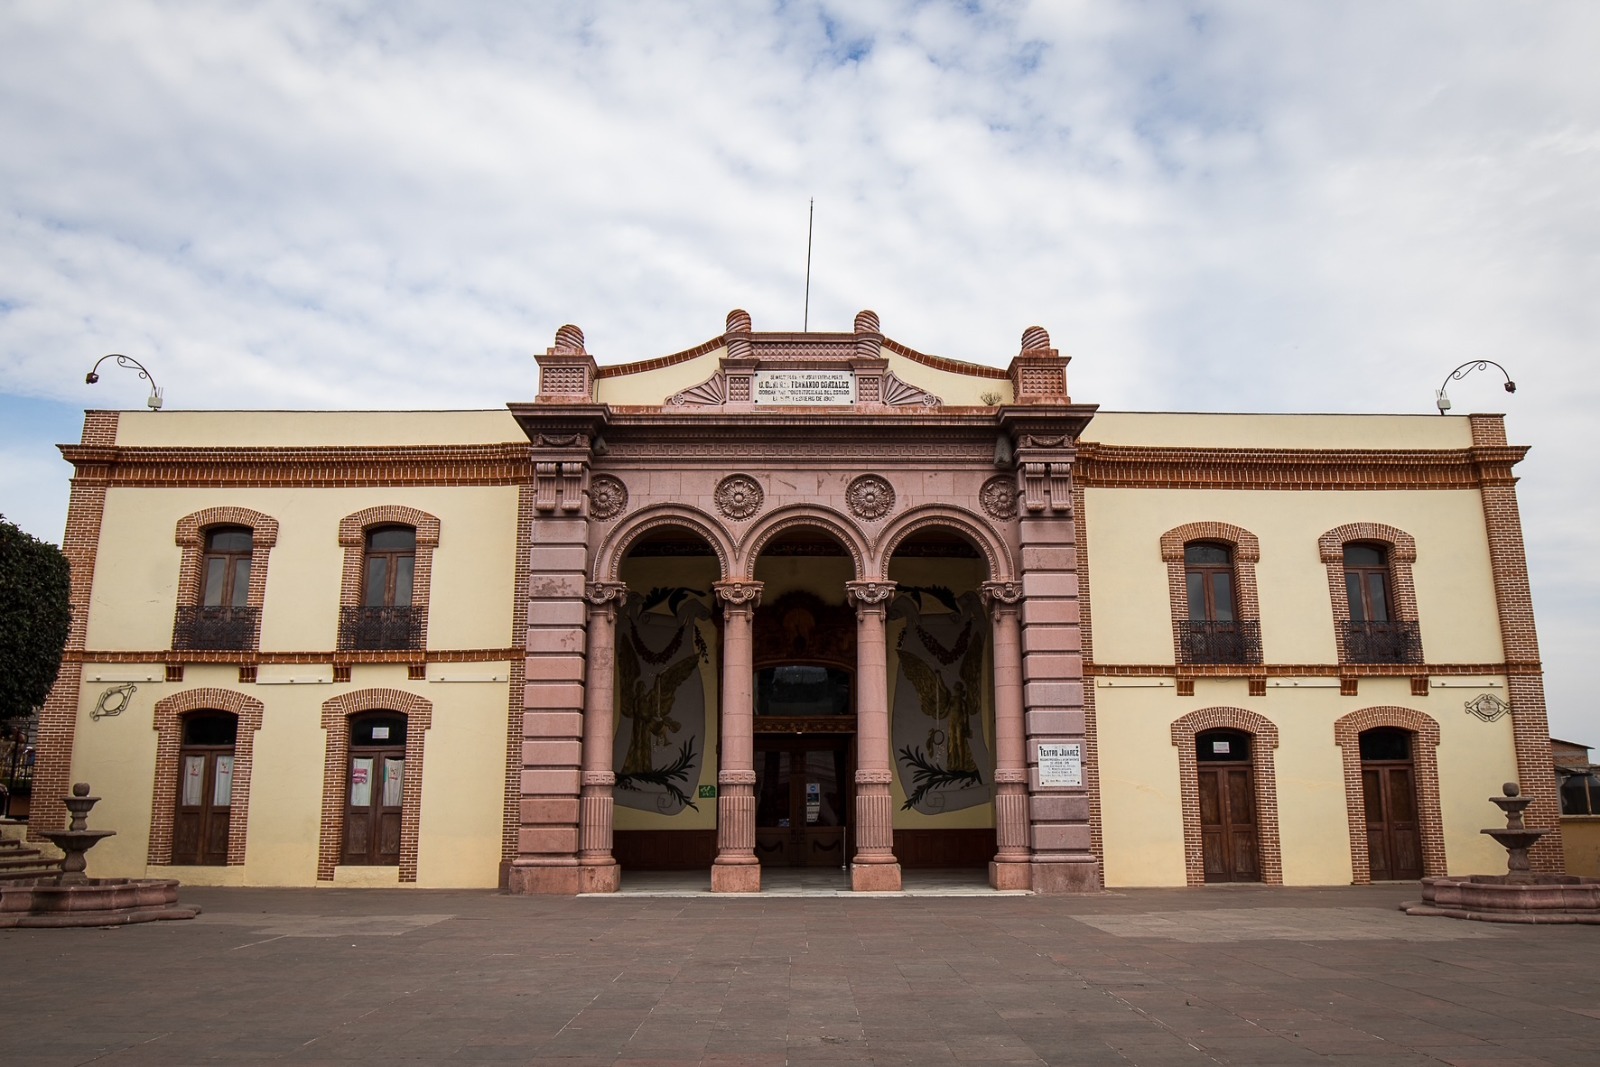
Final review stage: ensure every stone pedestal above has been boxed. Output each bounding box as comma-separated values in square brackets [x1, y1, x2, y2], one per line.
[1030, 857, 1101, 894]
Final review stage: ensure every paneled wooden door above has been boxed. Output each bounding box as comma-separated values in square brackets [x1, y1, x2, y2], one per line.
[1198, 763, 1261, 883]
[753, 737, 851, 867]
[1362, 762, 1423, 880]
[343, 746, 404, 866]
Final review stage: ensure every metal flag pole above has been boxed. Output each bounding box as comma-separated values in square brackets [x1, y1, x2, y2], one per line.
[803, 198, 814, 331]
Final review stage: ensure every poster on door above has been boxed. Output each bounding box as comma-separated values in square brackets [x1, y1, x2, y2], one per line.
[614, 589, 711, 816]
[890, 588, 994, 814]
[349, 758, 373, 807]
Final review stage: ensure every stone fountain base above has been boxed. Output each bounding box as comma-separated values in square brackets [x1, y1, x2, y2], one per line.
[0, 876, 201, 928]
[1402, 874, 1600, 925]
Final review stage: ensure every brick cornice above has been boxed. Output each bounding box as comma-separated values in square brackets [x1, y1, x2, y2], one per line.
[73, 648, 518, 664]
[1075, 443, 1529, 491]
[58, 442, 535, 487]
[1087, 661, 1529, 677]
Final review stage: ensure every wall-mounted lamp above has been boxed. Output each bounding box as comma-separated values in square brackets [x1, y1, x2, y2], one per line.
[85, 354, 163, 410]
[1436, 360, 1515, 414]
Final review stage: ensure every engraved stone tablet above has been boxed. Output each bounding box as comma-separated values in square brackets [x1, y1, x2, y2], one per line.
[753, 370, 855, 405]
[1037, 742, 1083, 787]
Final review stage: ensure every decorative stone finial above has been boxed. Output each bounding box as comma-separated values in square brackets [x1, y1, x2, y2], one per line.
[726, 309, 752, 333]
[1020, 325, 1051, 352]
[854, 310, 880, 334]
[1503, 782, 1520, 797]
[553, 324, 585, 352]
[72, 782, 90, 797]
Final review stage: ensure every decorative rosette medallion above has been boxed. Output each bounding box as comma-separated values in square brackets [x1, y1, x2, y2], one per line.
[979, 476, 1019, 520]
[845, 474, 895, 520]
[588, 475, 629, 521]
[715, 474, 764, 520]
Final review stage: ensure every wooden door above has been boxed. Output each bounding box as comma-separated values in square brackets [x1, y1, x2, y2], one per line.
[343, 747, 404, 865]
[1363, 763, 1422, 880]
[173, 748, 233, 865]
[754, 739, 849, 866]
[1198, 763, 1261, 882]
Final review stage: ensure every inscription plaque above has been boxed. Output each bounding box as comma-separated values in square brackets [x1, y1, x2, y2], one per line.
[753, 370, 855, 405]
[1037, 742, 1083, 787]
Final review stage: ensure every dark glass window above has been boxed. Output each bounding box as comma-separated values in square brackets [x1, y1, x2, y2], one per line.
[201, 527, 252, 608]
[755, 666, 852, 717]
[364, 527, 416, 608]
[1359, 727, 1412, 762]
[1343, 543, 1391, 624]
[1197, 729, 1252, 763]
[1561, 773, 1600, 816]
[1185, 542, 1236, 622]
[350, 712, 408, 747]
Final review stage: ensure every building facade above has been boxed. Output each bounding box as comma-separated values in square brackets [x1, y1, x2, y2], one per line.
[33, 310, 1564, 891]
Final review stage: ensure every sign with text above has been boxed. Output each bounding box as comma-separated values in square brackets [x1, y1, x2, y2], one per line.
[1037, 743, 1083, 787]
[753, 370, 855, 405]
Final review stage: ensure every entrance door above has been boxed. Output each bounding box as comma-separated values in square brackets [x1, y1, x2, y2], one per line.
[173, 712, 238, 865]
[754, 738, 850, 866]
[1360, 727, 1422, 880]
[1196, 729, 1260, 883]
[343, 712, 406, 866]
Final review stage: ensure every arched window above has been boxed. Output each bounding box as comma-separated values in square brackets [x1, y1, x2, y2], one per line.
[1358, 727, 1422, 880]
[1195, 728, 1260, 883]
[1179, 542, 1258, 664]
[1342, 544, 1419, 663]
[343, 711, 408, 866]
[173, 712, 238, 865]
[176, 527, 256, 650]
[341, 526, 420, 650]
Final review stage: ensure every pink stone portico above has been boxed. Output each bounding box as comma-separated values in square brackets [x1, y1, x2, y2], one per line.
[506, 310, 1098, 894]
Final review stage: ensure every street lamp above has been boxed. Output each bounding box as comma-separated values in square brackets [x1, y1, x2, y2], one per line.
[1436, 360, 1515, 415]
[85, 354, 163, 410]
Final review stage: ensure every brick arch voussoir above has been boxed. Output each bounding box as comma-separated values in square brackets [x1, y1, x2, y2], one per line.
[1319, 522, 1417, 564]
[1169, 706, 1283, 886]
[875, 506, 1014, 581]
[1333, 705, 1445, 882]
[740, 505, 869, 579]
[318, 689, 433, 882]
[594, 504, 735, 583]
[175, 507, 280, 549]
[338, 505, 441, 548]
[148, 688, 265, 866]
[1159, 521, 1260, 563]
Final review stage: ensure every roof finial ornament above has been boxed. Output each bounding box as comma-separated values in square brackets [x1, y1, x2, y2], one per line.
[1020, 326, 1051, 353]
[553, 324, 586, 353]
[853, 310, 880, 335]
[726, 309, 752, 334]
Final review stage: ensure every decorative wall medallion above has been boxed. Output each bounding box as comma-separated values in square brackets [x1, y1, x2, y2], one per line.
[91, 683, 136, 721]
[1464, 693, 1510, 722]
[979, 476, 1018, 520]
[715, 474, 764, 520]
[588, 475, 628, 520]
[846, 474, 895, 520]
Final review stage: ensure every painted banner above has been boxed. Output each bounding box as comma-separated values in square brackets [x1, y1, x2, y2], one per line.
[891, 588, 994, 814]
[614, 589, 710, 815]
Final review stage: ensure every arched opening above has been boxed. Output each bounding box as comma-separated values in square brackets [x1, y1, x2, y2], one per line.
[173, 711, 239, 865]
[1358, 726, 1423, 880]
[886, 526, 994, 870]
[609, 524, 720, 872]
[344, 711, 408, 866]
[1195, 728, 1260, 883]
[750, 526, 859, 870]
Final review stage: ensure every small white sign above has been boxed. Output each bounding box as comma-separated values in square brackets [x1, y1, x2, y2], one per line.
[1037, 743, 1083, 787]
[753, 370, 855, 405]
[1212, 740, 1230, 755]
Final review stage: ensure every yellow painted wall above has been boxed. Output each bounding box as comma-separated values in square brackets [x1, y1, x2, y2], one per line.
[1084, 412, 1475, 450]
[1096, 676, 1520, 886]
[1082, 487, 1503, 666]
[87, 484, 520, 653]
[595, 349, 726, 407]
[884, 352, 1010, 407]
[68, 663, 511, 887]
[112, 409, 522, 447]
[1562, 819, 1600, 877]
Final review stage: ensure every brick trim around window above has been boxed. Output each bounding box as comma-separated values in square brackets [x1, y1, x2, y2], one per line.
[1160, 522, 1262, 666]
[147, 688, 265, 866]
[1318, 523, 1421, 664]
[336, 506, 441, 652]
[172, 507, 280, 652]
[1333, 706, 1446, 883]
[1169, 706, 1283, 887]
[318, 688, 433, 882]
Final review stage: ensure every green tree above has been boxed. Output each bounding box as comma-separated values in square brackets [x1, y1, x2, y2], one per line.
[0, 515, 71, 725]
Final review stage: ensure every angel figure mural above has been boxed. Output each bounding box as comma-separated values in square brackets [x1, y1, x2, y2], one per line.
[890, 587, 994, 813]
[613, 587, 711, 815]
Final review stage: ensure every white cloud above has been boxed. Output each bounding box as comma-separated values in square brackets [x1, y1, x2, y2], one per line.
[1, 0, 1596, 740]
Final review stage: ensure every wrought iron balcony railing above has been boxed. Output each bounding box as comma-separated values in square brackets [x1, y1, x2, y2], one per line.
[172, 605, 259, 651]
[339, 606, 425, 651]
[1176, 620, 1263, 665]
[1344, 620, 1423, 665]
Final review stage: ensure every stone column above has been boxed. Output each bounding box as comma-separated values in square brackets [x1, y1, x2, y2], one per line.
[711, 579, 762, 892]
[983, 580, 1030, 890]
[577, 581, 627, 893]
[847, 580, 901, 892]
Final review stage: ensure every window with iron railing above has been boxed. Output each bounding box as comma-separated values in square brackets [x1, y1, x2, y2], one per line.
[1177, 619, 1263, 665]
[173, 526, 256, 650]
[338, 525, 422, 651]
[1179, 542, 1262, 664]
[1343, 620, 1423, 665]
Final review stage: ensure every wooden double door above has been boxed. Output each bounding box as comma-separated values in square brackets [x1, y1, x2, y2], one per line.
[1199, 762, 1261, 883]
[754, 736, 851, 867]
[1363, 761, 1423, 880]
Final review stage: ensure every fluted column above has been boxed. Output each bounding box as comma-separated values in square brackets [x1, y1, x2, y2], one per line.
[577, 581, 627, 893]
[983, 579, 1030, 889]
[847, 579, 901, 891]
[711, 579, 762, 892]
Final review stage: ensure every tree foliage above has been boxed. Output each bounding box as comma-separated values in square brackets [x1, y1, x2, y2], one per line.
[0, 515, 71, 724]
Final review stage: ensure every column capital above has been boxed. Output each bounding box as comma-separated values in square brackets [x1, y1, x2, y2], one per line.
[713, 579, 763, 612]
[846, 579, 896, 613]
[981, 579, 1023, 613]
[583, 581, 630, 611]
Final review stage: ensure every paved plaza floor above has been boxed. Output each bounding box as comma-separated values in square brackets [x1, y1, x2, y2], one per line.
[3, 876, 1597, 1066]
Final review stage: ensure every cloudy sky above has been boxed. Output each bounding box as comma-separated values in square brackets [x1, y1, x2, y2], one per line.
[1, 1, 1596, 742]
